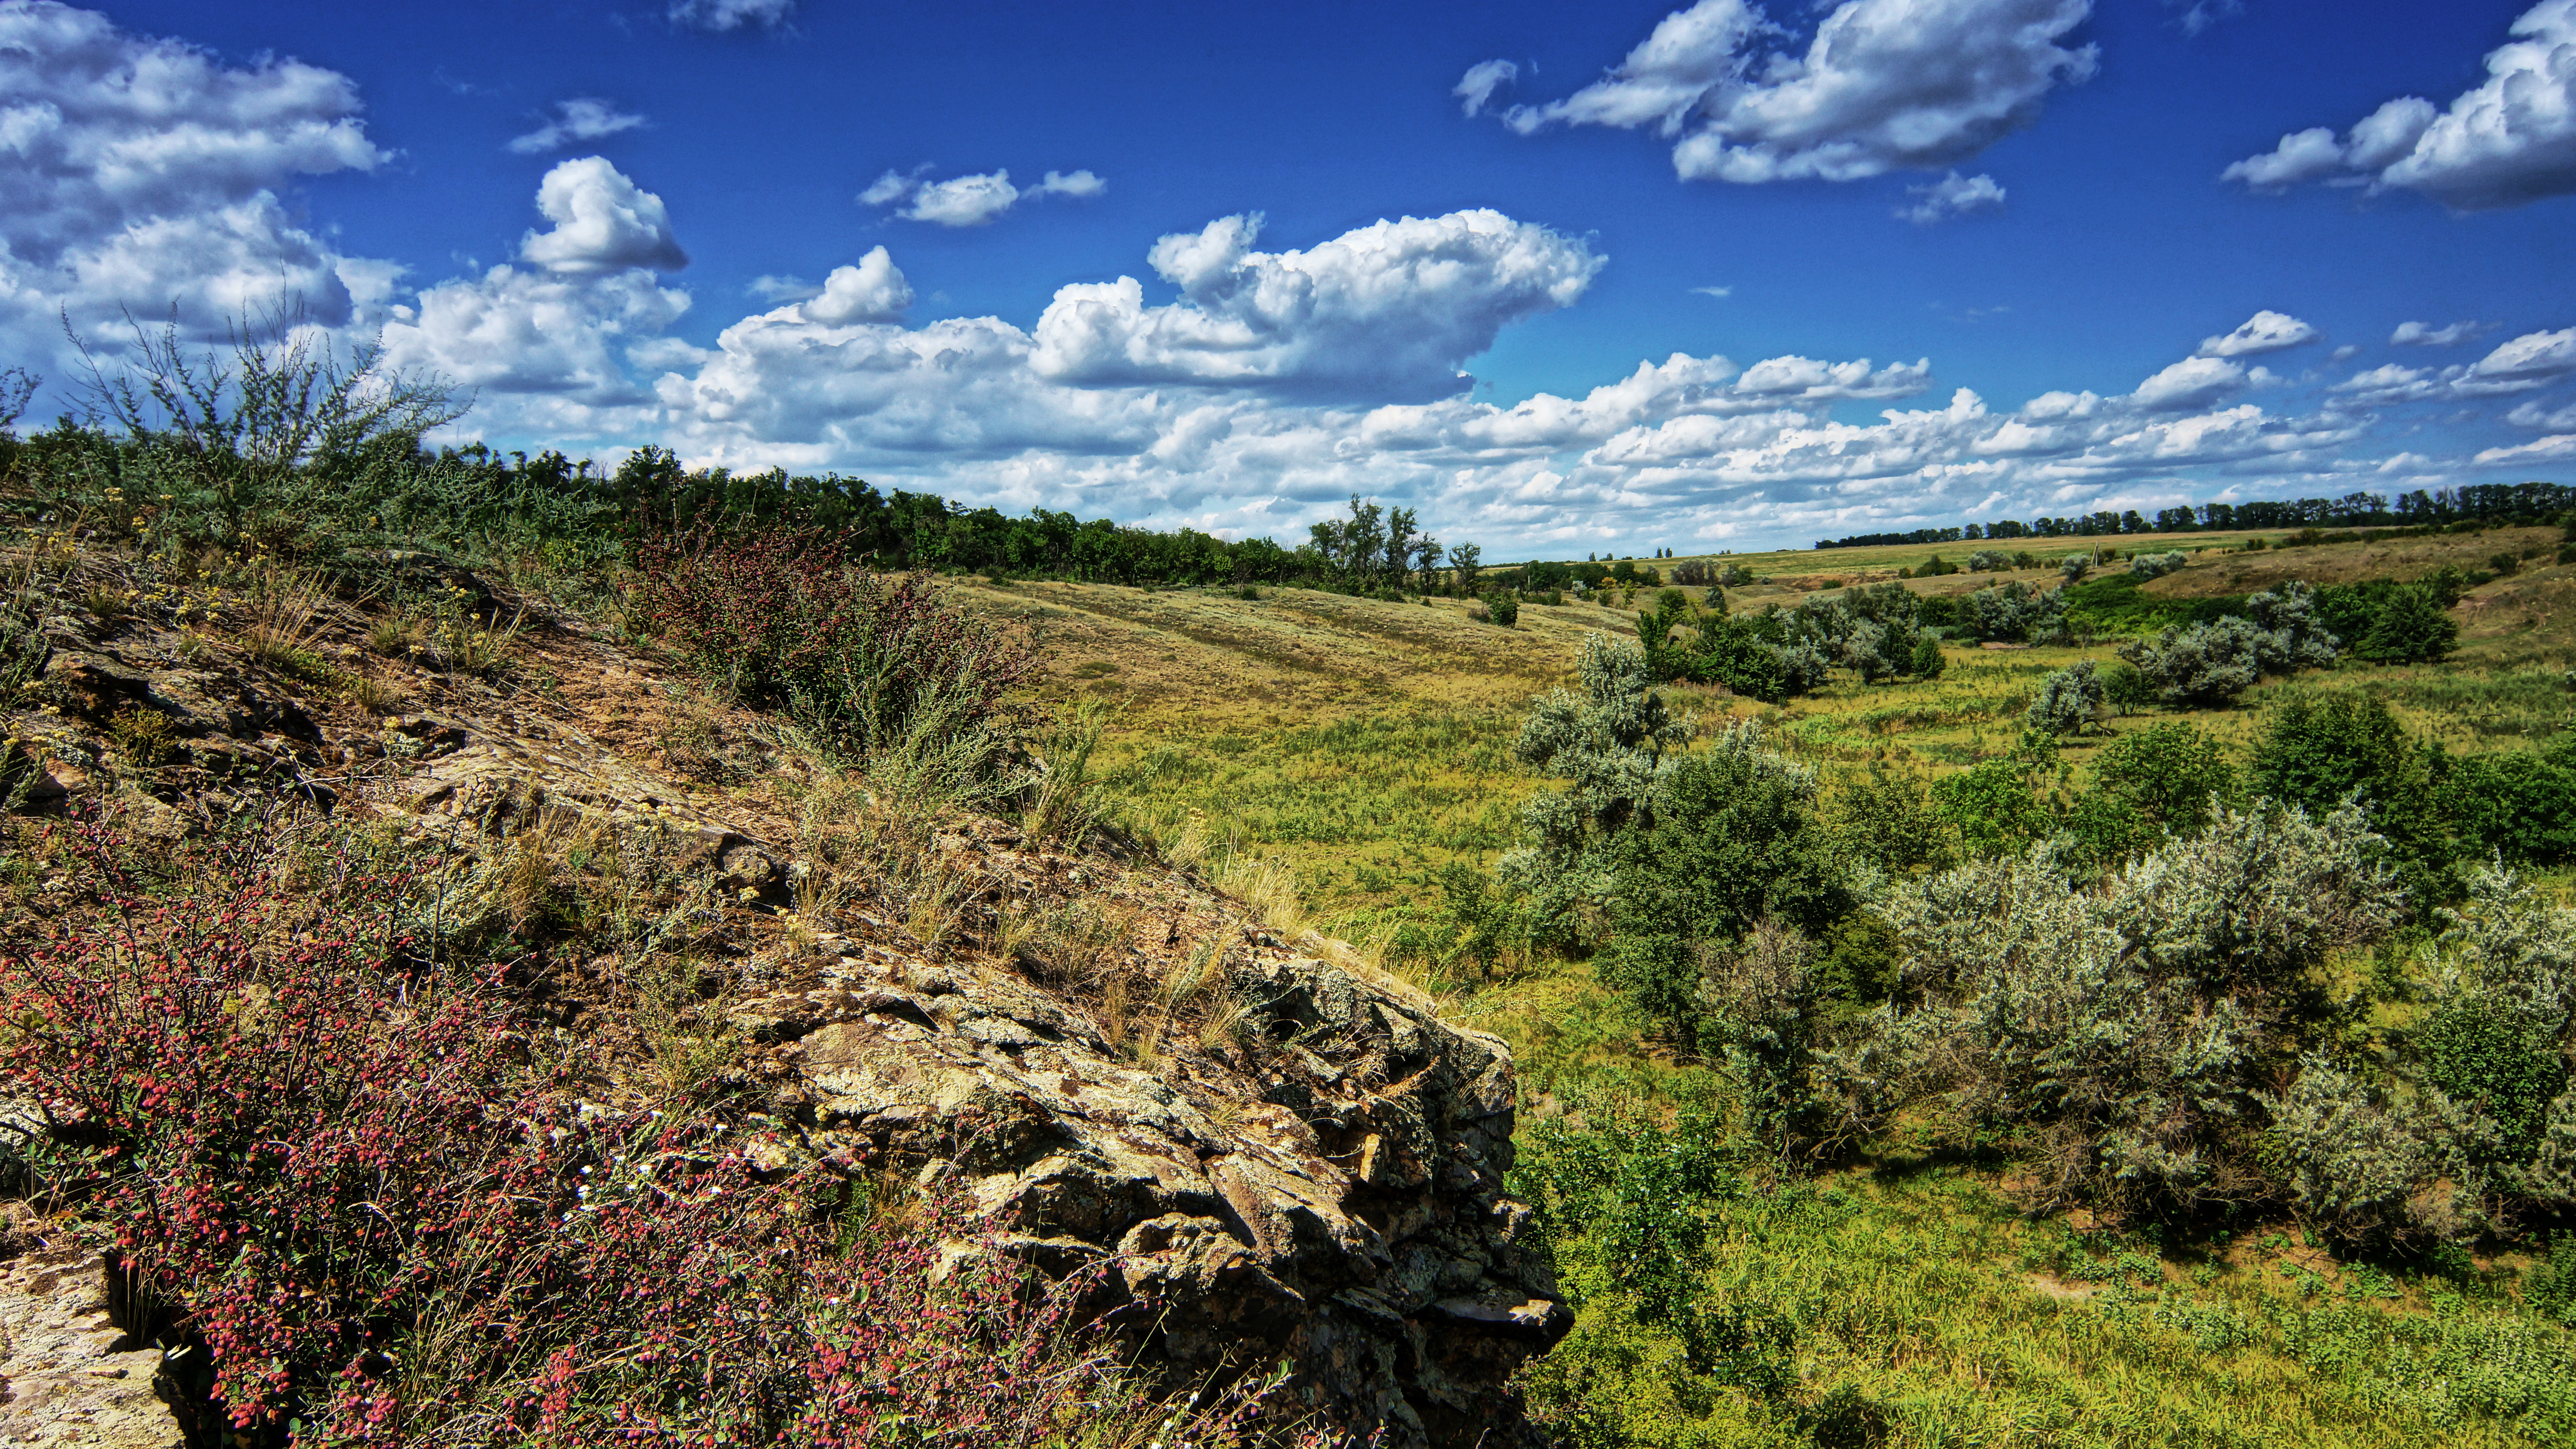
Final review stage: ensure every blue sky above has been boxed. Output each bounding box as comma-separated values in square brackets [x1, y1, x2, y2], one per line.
[5, 0, 2575, 552]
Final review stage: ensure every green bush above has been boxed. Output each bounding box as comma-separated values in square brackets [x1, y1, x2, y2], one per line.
[2423, 1001, 2566, 1160]
[2024, 660, 2106, 735]
[635, 526, 1036, 785]
[1608, 726, 1852, 955]
[2093, 721, 2238, 835]
[1870, 803, 2401, 1219]
[1953, 579, 2067, 643]
[1928, 758, 2050, 858]
[2442, 735, 2576, 866]
[2252, 691, 2453, 895]
[2120, 582, 2338, 706]
[1830, 766, 1949, 875]
[1500, 636, 1695, 947]
[2102, 658, 2157, 710]
[2358, 584, 2461, 663]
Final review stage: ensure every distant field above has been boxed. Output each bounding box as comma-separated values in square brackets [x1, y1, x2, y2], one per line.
[980, 524, 2576, 934]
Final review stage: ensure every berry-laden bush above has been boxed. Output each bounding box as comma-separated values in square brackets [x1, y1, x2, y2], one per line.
[635, 525, 1037, 771]
[0, 818, 1295, 1446]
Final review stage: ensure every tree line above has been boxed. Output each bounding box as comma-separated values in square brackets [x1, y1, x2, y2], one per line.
[1815, 481, 2576, 549]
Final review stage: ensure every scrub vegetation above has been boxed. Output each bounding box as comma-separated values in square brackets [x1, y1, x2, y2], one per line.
[10, 322, 2576, 1447]
[990, 515, 2576, 1449]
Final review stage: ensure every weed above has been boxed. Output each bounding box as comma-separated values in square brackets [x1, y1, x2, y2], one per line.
[105, 704, 175, 767]
[242, 563, 330, 669]
[635, 526, 1035, 773]
[1009, 899, 1134, 984]
[82, 580, 131, 621]
[1022, 700, 1108, 848]
[629, 951, 741, 1099]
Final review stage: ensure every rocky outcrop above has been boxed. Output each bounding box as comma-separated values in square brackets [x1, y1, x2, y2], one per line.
[374, 709, 786, 897]
[736, 923, 1565, 1448]
[3, 568, 1567, 1448]
[0, 1246, 184, 1448]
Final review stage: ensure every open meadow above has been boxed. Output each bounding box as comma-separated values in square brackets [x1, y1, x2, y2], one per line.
[984, 521, 2576, 936]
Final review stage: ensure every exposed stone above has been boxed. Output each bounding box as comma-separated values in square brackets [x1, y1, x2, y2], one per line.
[0, 1247, 184, 1448]
[380, 724, 787, 897]
[742, 934, 1565, 1448]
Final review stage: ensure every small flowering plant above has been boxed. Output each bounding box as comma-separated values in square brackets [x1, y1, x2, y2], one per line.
[0, 813, 1327, 1446]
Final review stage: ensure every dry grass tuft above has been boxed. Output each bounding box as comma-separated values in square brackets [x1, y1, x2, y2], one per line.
[244, 564, 333, 668]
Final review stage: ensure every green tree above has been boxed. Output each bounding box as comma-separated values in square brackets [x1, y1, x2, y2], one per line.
[1831, 765, 1950, 875]
[1447, 541, 1482, 596]
[2252, 691, 2453, 898]
[1929, 758, 2051, 858]
[2057, 722, 2238, 870]
[1499, 636, 1695, 946]
[2440, 734, 2576, 866]
[2094, 721, 2238, 835]
[2354, 584, 2458, 664]
[1595, 724, 1852, 1043]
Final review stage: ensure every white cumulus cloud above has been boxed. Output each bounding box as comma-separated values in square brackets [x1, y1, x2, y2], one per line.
[2391, 319, 2492, 346]
[506, 98, 646, 155]
[2225, 0, 2576, 210]
[2132, 355, 2248, 410]
[1026, 209, 1603, 400]
[860, 167, 1106, 226]
[2474, 433, 2576, 465]
[0, 0, 386, 363]
[1454, 59, 1519, 116]
[2197, 310, 2321, 358]
[1485, 0, 2096, 187]
[797, 247, 912, 324]
[2461, 325, 2576, 391]
[519, 157, 687, 275]
[1897, 172, 2006, 224]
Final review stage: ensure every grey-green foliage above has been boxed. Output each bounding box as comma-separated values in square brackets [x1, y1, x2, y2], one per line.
[1856, 803, 2399, 1218]
[2025, 659, 2107, 735]
[1770, 638, 1832, 694]
[1967, 549, 2012, 572]
[2119, 579, 2342, 706]
[2060, 554, 2093, 584]
[2268, 869, 2576, 1243]
[2266, 1057, 2433, 1243]
[1955, 579, 2069, 644]
[1782, 582, 1926, 683]
[2130, 550, 2191, 580]
[1500, 635, 1695, 946]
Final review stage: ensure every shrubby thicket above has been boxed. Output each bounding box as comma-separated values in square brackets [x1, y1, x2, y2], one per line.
[1496, 635, 2576, 1256]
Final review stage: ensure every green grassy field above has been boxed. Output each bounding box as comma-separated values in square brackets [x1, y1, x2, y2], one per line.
[980, 526, 2576, 1449]
[975, 522, 2576, 933]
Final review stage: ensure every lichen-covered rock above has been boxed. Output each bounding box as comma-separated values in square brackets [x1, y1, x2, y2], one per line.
[740, 932, 1566, 1448]
[0, 1247, 184, 1448]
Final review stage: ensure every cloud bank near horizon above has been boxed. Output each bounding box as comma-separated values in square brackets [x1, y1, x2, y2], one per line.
[3, 2, 2573, 555]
